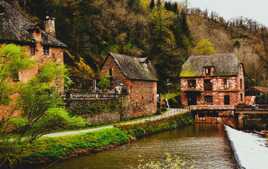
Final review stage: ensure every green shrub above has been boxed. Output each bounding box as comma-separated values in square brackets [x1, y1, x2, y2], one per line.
[117, 114, 193, 138]
[98, 76, 110, 90]
[33, 108, 87, 131]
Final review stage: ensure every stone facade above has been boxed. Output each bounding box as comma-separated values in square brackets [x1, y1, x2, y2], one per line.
[180, 55, 245, 109]
[101, 54, 158, 118]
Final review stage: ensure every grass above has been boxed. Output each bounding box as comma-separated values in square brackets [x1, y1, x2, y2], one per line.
[20, 128, 129, 163]
[11, 113, 193, 165]
[116, 113, 193, 138]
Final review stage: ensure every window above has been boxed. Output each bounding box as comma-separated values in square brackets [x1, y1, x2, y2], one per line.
[224, 95, 230, 105]
[43, 46, 50, 55]
[188, 80, 196, 88]
[204, 79, 213, 91]
[240, 94, 243, 102]
[240, 79, 243, 89]
[204, 96, 213, 105]
[30, 45, 36, 55]
[108, 69, 113, 88]
[224, 79, 229, 89]
[204, 66, 214, 76]
[109, 69, 113, 77]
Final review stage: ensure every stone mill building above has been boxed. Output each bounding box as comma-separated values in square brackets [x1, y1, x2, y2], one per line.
[101, 53, 158, 118]
[180, 53, 245, 120]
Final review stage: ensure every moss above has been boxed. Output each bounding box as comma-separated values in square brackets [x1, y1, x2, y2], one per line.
[179, 70, 198, 77]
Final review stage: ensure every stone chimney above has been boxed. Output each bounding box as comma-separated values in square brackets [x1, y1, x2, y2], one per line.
[44, 16, 56, 36]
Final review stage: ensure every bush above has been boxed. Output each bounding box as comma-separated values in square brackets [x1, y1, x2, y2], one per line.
[5, 117, 28, 133]
[33, 108, 87, 131]
[98, 76, 110, 90]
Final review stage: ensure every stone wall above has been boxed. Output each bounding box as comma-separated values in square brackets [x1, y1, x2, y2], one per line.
[101, 55, 157, 118]
[83, 112, 121, 125]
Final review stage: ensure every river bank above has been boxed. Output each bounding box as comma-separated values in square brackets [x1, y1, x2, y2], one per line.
[29, 124, 236, 169]
[17, 111, 193, 167]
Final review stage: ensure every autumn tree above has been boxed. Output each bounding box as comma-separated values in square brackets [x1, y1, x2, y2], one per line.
[192, 39, 216, 55]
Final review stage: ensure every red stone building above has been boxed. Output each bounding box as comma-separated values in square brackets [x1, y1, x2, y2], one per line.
[101, 53, 158, 118]
[180, 53, 245, 117]
[0, 1, 66, 91]
[0, 1, 67, 119]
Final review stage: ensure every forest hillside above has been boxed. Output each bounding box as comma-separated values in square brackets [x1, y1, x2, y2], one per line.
[11, 0, 268, 91]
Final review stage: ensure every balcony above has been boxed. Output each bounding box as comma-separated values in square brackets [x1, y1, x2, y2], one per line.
[189, 105, 235, 111]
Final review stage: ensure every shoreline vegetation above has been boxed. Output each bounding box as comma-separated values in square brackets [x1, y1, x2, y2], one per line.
[18, 113, 193, 166]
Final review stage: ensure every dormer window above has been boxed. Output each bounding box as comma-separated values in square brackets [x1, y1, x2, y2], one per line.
[204, 66, 214, 76]
[43, 46, 50, 55]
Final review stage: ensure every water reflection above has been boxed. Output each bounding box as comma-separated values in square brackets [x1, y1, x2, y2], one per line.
[41, 124, 236, 169]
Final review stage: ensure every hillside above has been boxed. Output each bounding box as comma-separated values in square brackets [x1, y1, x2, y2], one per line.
[187, 9, 268, 86]
[13, 0, 268, 89]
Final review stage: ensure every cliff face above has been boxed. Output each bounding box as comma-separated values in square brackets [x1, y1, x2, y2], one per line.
[187, 12, 268, 86]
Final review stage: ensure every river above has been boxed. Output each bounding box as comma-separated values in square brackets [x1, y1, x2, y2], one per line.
[42, 124, 236, 169]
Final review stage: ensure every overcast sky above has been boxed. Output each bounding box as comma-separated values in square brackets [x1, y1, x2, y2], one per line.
[169, 0, 268, 26]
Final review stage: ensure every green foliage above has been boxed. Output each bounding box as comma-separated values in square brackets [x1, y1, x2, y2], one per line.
[22, 128, 129, 162]
[0, 44, 34, 104]
[33, 108, 87, 130]
[116, 113, 193, 138]
[0, 44, 34, 79]
[98, 76, 110, 90]
[192, 39, 216, 55]
[0, 44, 79, 168]
[7, 117, 28, 130]
[18, 81, 62, 120]
[19, 0, 192, 93]
[0, 81, 11, 105]
[38, 62, 64, 82]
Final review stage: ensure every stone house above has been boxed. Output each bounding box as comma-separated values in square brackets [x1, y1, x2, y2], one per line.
[0, 1, 67, 119]
[0, 1, 67, 91]
[180, 53, 245, 115]
[101, 53, 158, 118]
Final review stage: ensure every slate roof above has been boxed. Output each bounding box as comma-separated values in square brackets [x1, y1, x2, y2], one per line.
[0, 1, 66, 48]
[180, 53, 241, 77]
[108, 53, 158, 81]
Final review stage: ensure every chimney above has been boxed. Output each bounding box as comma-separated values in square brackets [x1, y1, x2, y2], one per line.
[44, 16, 56, 37]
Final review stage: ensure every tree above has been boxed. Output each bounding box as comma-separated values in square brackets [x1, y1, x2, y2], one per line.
[192, 39, 216, 55]
[149, 0, 155, 9]
[98, 75, 110, 90]
[0, 44, 86, 168]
